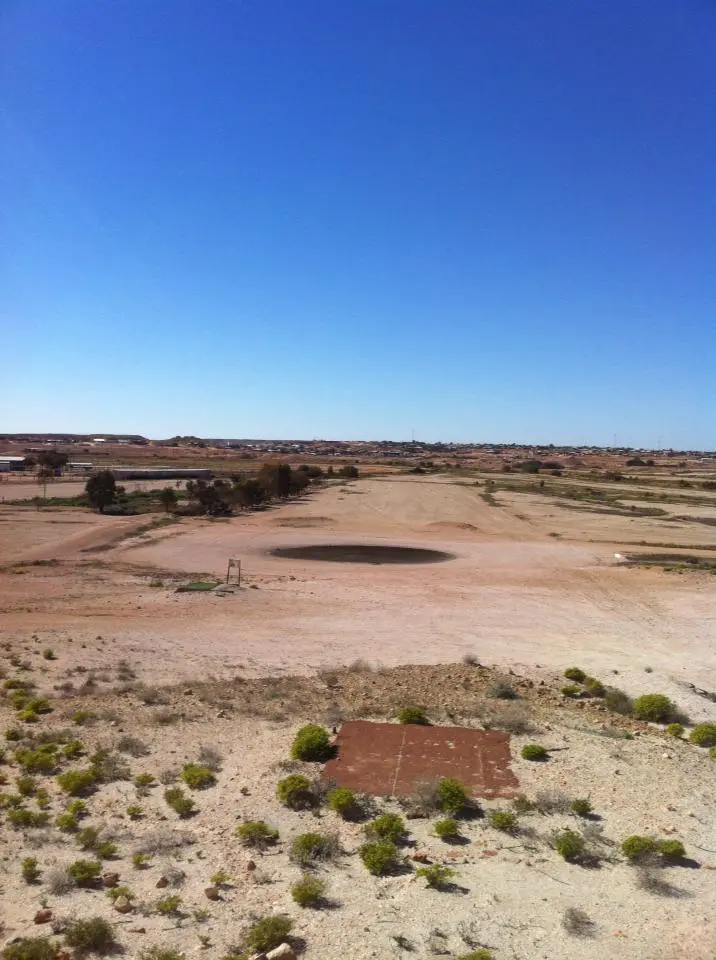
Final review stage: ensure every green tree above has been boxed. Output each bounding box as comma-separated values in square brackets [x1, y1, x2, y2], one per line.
[85, 471, 117, 513]
[37, 451, 69, 472]
[158, 487, 178, 513]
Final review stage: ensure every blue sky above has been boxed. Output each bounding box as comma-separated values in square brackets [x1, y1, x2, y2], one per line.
[2, 1, 714, 447]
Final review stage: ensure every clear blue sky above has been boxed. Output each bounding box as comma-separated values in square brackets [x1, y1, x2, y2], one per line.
[2, 1, 714, 447]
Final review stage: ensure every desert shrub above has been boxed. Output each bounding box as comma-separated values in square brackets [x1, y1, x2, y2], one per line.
[521, 743, 548, 761]
[552, 828, 585, 861]
[106, 885, 134, 903]
[25, 698, 53, 715]
[489, 810, 518, 833]
[132, 853, 151, 869]
[56, 768, 96, 797]
[666, 723, 684, 738]
[126, 804, 143, 820]
[604, 687, 633, 715]
[64, 917, 116, 955]
[457, 953, 493, 960]
[2, 938, 58, 960]
[8, 809, 50, 829]
[632, 693, 674, 722]
[62, 740, 84, 760]
[485, 703, 533, 734]
[16, 746, 58, 775]
[571, 798, 593, 817]
[462, 653, 480, 666]
[710, 746, 716, 759]
[359, 839, 400, 875]
[437, 777, 470, 815]
[291, 873, 325, 907]
[16, 775, 37, 796]
[134, 772, 156, 789]
[583, 678, 605, 697]
[535, 791, 573, 814]
[276, 774, 314, 809]
[434, 818, 460, 840]
[658, 839, 686, 860]
[564, 667, 586, 682]
[210, 868, 231, 886]
[290, 831, 340, 866]
[163, 787, 196, 817]
[327, 786, 360, 819]
[291, 723, 332, 761]
[621, 835, 658, 861]
[156, 894, 182, 915]
[364, 813, 407, 844]
[71, 710, 95, 726]
[197, 744, 223, 771]
[689, 723, 716, 747]
[56, 812, 79, 832]
[68, 859, 102, 886]
[95, 840, 118, 859]
[5, 727, 22, 741]
[180, 763, 215, 790]
[561, 906, 595, 936]
[561, 685, 580, 698]
[244, 915, 293, 953]
[42, 649, 56, 660]
[236, 820, 279, 848]
[22, 856, 40, 883]
[46, 867, 74, 895]
[489, 682, 518, 700]
[116, 736, 149, 757]
[397, 706, 429, 725]
[512, 794, 536, 813]
[35, 788, 50, 808]
[139, 949, 184, 960]
[416, 864, 455, 889]
[89, 748, 129, 783]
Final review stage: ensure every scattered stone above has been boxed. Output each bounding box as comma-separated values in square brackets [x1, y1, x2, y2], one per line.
[246, 860, 257, 872]
[411, 851, 431, 863]
[102, 873, 120, 888]
[204, 886, 220, 900]
[129, 928, 146, 934]
[114, 896, 133, 914]
[155, 876, 169, 888]
[266, 946, 297, 960]
[34, 910, 52, 924]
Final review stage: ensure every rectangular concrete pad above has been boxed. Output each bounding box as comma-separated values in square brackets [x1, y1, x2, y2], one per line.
[323, 720, 519, 799]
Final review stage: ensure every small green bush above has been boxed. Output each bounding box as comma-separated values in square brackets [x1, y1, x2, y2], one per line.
[35, 788, 50, 808]
[76, 826, 100, 850]
[359, 839, 400, 875]
[64, 916, 116, 955]
[489, 810, 518, 833]
[8, 809, 50, 829]
[95, 840, 118, 860]
[106, 885, 134, 903]
[291, 723, 332, 761]
[16, 775, 37, 796]
[571, 797, 593, 817]
[5, 727, 22, 742]
[132, 853, 151, 869]
[291, 873, 325, 907]
[416, 863, 455, 889]
[235, 820, 279, 848]
[127, 804, 143, 820]
[71, 710, 95, 726]
[2, 937, 58, 960]
[156, 894, 182, 915]
[22, 856, 40, 883]
[434, 818, 460, 840]
[364, 813, 406, 844]
[56, 812, 79, 833]
[42, 649, 56, 660]
[689, 723, 716, 747]
[621, 835, 658, 861]
[583, 677, 605, 697]
[709, 746, 716, 759]
[56, 768, 96, 797]
[163, 787, 196, 817]
[276, 774, 314, 809]
[604, 687, 633, 715]
[521, 744, 548, 761]
[138, 950, 183, 960]
[180, 763, 215, 790]
[397, 706, 429, 725]
[63, 740, 84, 760]
[564, 667, 586, 682]
[16, 746, 58, 775]
[457, 952, 493, 960]
[666, 723, 684, 738]
[68, 859, 102, 886]
[489, 682, 518, 700]
[561, 685, 580, 698]
[290, 831, 339, 866]
[552, 828, 585, 861]
[437, 777, 469, 815]
[633, 693, 674, 723]
[25, 698, 53, 715]
[244, 916, 293, 953]
[658, 839, 686, 860]
[327, 786, 359, 819]
[134, 773, 156, 788]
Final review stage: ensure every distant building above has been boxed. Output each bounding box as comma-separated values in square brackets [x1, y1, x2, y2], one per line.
[66, 462, 93, 475]
[0, 456, 28, 473]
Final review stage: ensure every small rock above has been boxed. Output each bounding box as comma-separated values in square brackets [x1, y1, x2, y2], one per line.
[411, 851, 431, 864]
[129, 928, 146, 934]
[266, 946, 297, 960]
[183, 688, 193, 695]
[113, 896, 133, 914]
[663, 752, 672, 759]
[246, 860, 257, 872]
[102, 873, 120, 888]
[155, 876, 169, 888]
[204, 886, 220, 900]
[34, 910, 52, 925]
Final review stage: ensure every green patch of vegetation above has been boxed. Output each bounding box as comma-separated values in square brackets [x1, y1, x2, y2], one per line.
[290, 831, 339, 867]
[457, 952, 493, 960]
[139, 950, 184, 960]
[327, 786, 360, 819]
[583, 677, 605, 697]
[571, 798, 593, 817]
[437, 777, 470, 815]
[8, 809, 50, 829]
[489, 810, 519, 833]
[416, 863, 455, 889]
[658, 839, 686, 860]
[106, 885, 135, 903]
[621, 835, 658, 861]
[235, 820, 279, 848]
[156, 894, 182, 915]
[434, 817, 460, 840]
[561, 684, 581, 698]
[291, 873, 325, 907]
[552, 828, 585, 861]
[397, 706, 429, 725]
[134, 772, 156, 789]
[126, 804, 143, 820]
[276, 774, 314, 810]
[633, 693, 676, 722]
[244, 916, 293, 953]
[521, 743, 548, 761]
[604, 687, 633, 715]
[56, 768, 97, 796]
[16, 775, 37, 796]
[68, 859, 102, 886]
[666, 723, 684, 738]
[2, 938, 59, 960]
[64, 917, 116, 956]
[364, 813, 407, 844]
[180, 763, 216, 790]
[22, 856, 40, 883]
[689, 723, 716, 747]
[359, 839, 400, 875]
[163, 787, 196, 817]
[132, 853, 152, 869]
[290, 723, 332, 761]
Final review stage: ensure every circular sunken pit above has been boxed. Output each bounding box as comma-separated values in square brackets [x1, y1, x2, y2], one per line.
[269, 544, 455, 564]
